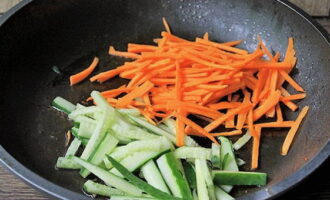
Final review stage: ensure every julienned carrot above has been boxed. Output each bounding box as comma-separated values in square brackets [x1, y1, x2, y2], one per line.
[211, 130, 242, 136]
[252, 125, 261, 169]
[116, 81, 154, 108]
[204, 103, 252, 132]
[281, 106, 309, 155]
[175, 113, 218, 144]
[253, 90, 281, 121]
[75, 20, 307, 169]
[70, 57, 99, 86]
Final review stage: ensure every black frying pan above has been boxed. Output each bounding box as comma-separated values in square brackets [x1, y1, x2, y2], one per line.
[0, 0, 329, 199]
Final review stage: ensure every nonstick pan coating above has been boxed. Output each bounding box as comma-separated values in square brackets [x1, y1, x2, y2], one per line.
[0, 0, 329, 199]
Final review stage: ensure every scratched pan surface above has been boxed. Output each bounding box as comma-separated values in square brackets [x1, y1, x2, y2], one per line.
[0, 0, 329, 199]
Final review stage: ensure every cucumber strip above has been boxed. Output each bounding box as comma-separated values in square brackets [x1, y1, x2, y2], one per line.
[218, 137, 238, 193]
[83, 180, 125, 197]
[91, 90, 115, 110]
[127, 115, 176, 143]
[52, 96, 76, 114]
[56, 157, 81, 169]
[141, 160, 170, 194]
[214, 186, 234, 200]
[195, 159, 209, 200]
[211, 144, 221, 169]
[112, 131, 133, 144]
[70, 156, 143, 196]
[111, 121, 159, 140]
[156, 152, 193, 200]
[199, 159, 216, 200]
[163, 118, 176, 134]
[110, 195, 158, 200]
[75, 115, 97, 138]
[68, 106, 101, 120]
[107, 156, 181, 200]
[233, 131, 252, 150]
[174, 147, 211, 160]
[71, 127, 89, 146]
[80, 107, 115, 161]
[117, 108, 141, 116]
[182, 162, 197, 190]
[212, 171, 267, 185]
[236, 158, 246, 166]
[64, 138, 81, 157]
[104, 137, 173, 169]
[80, 133, 119, 178]
[110, 150, 167, 177]
[159, 123, 173, 133]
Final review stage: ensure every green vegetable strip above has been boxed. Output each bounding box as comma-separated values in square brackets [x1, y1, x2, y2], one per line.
[83, 180, 125, 197]
[212, 171, 267, 185]
[70, 156, 143, 196]
[107, 156, 181, 200]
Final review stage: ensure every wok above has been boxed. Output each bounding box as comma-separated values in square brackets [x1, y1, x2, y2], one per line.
[0, 0, 329, 199]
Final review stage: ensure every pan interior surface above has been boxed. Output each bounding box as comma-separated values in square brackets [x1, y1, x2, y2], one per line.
[0, 0, 329, 199]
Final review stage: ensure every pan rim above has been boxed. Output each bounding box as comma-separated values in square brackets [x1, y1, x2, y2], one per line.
[0, 0, 329, 199]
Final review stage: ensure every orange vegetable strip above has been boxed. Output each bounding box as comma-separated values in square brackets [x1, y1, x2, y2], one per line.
[183, 74, 230, 88]
[225, 95, 240, 128]
[221, 40, 243, 46]
[211, 130, 242, 136]
[116, 81, 154, 107]
[282, 100, 298, 111]
[253, 90, 281, 121]
[279, 70, 304, 92]
[276, 104, 284, 122]
[174, 113, 219, 144]
[181, 52, 234, 70]
[236, 90, 251, 130]
[196, 38, 248, 55]
[150, 78, 176, 85]
[266, 70, 279, 118]
[251, 126, 261, 169]
[203, 32, 209, 40]
[197, 84, 228, 90]
[143, 93, 151, 107]
[281, 106, 309, 155]
[255, 121, 294, 128]
[252, 69, 269, 104]
[204, 103, 252, 132]
[70, 57, 99, 86]
[127, 43, 157, 53]
[247, 109, 255, 136]
[109, 46, 141, 59]
[184, 72, 209, 78]
[244, 61, 292, 69]
[257, 36, 274, 60]
[90, 65, 134, 82]
[162, 17, 171, 34]
[281, 93, 306, 101]
[127, 73, 144, 88]
[208, 102, 242, 110]
[176, 109, 186, 146]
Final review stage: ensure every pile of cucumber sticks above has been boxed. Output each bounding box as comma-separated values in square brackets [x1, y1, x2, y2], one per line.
[53, 91, 266, 200]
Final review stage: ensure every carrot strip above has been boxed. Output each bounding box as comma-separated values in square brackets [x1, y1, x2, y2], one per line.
[236, 90, 251, 130]
[208, 102, 242, 110]
[251, 126, 261, 169]
[162, 17, 171, 34]
[281, 106, 309, 155]
[196, 38, 248, 55]
[279, 70, 304, 92]
[276, 104, 284, 122]
[281, 93, 306, 101]
[255, 121, 294, 128]
[175, 113, 219, 144]
[70, 57, 99, 86]
[204, 103, 252, 132]
[109, 46, 141, 59]
[116, 81, 154, 107]
[253, 90, 281, 121]
[211, 130, 242, 136]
